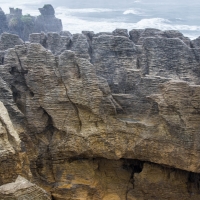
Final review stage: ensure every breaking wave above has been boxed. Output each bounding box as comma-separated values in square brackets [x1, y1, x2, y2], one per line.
[123, 9, 142, 15]
[1, 0, 200, 40]
[136, 18, 200, 31]
[56, 7, 115, 14]
[55, 10, 200, 39]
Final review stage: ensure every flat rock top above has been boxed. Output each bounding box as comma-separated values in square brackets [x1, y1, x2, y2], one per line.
[0, 176, 33, 194]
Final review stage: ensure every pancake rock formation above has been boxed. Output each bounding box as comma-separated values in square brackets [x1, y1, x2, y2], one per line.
[0, 5, 62, 41]
[0, 28, 200, 199]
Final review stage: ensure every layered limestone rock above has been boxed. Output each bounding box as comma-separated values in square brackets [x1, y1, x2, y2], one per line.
[0, 176, 51, 199]
[0, 32, 24, 51]
[0, 101, 30, 185]
[127, 162, 200, 200]
[0, 29, 200, 199]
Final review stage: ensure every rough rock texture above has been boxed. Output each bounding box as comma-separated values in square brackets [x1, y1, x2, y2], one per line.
[0, 5, 62, 41]
[127, 162, 200, 200]
[0, 28, 200, 199]
[191, 36, 200, 48]
[34, 5, 62, 35]
[0, 8, 8, 34]
[0, 32, 24, 51]
[0, 176, 51, 199]
[0, 101, 30, 185]
[129, 28, 191, 46]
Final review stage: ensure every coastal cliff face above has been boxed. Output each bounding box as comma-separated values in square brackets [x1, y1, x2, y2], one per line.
[0, 5, 62, 41]
[0, 28, 200, 199]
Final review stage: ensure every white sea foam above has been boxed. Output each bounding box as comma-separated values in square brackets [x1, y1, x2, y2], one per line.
[135, 18, 200, 32]
[56, 11, 200, 38]
[0, 1, 200, 39]
[56, 7, 114, 14]
[123, 9, 142, 15]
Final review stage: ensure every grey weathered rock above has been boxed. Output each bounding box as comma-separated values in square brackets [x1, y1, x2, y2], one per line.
[0, 32, 24, 51]
[129, 29, 143, 44]
[129, 28, 191, 47]
[191, 36, 200, 48]
[34, 5, 62, 35]
[0, 176, 51, 199]
[0, 8, 8, 34]
[112, 28, 129, 37]
[29, 32, 47, 47]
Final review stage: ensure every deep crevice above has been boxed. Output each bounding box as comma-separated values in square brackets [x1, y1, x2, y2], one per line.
[136, 57, 140, 69]
[1, 56, 4, 65]
[66, 39, 73, 50]
[123, 159, 144, 200]
[187, 172, 200, 194]
[34, 107, 56, 185]
[82, 31, 94, 64]
[8, 64, 31, 114]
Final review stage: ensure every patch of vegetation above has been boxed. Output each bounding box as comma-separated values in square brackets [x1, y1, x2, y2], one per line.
[9, 18, 19, 27]
[21, 14, 33, 25]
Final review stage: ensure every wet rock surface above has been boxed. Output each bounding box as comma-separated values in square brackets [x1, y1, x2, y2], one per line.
[0, 28, 200, 199]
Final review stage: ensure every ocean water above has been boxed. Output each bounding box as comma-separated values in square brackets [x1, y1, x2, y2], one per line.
[1, 0, 200, 39]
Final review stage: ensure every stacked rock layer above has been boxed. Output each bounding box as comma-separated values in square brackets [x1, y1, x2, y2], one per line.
[0, 28, 200, 199]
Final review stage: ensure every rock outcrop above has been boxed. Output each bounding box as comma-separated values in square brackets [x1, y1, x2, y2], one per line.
[0, 5, 62, 41]
[0, 32, 24, 51]
[0, 176, 51, 199]
[0, 28, 200, 199]
[0, 8, 8, 34]
[34, 4, 62, 34]
[0, 101, 30, 185]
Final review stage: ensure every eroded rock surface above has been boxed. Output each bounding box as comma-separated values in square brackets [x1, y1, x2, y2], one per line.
[0, 29, 200, 199]
[0, 8, 7, 34]
[0, 32, 24, 51]
[0, 101, 30, 185]
[34, 4, 62, 34]
[0, 176, 51, 199]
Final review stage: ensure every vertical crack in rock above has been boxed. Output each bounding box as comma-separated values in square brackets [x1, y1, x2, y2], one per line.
[123, 160, 143, 200]
[10, 49, 33, 114]
[67, 97, 82, 132]
[15, 49, 28, 75]
[66, 39, 72, 50]
[82, 31, 94, 64]
[141, 45, 150, 76]
[35, 106, 56, 185]
[55, 57, 82, 132]
[0, 56, 4, 65]
[136, 57, 140, 69]
[0, 113, 19, 151]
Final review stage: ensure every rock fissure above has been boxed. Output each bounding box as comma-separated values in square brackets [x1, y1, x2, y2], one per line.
[55, 58, 83, 132]
[0, 27, 200, 199]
